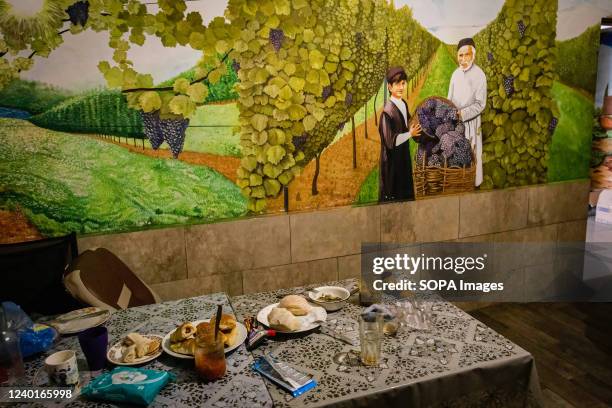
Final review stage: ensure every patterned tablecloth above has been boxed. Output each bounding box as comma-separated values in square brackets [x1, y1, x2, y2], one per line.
[20, 293, 273, 408]
[231, 279, 543, 408]
[17, 280, 543, 407]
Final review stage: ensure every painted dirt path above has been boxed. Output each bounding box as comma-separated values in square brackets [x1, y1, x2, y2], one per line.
[89, 136, 241, 182]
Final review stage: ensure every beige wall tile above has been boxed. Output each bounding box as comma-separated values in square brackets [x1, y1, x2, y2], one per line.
[557, 220, 588, 242]
[380, 196, 459, 244]
[492, 225, 558, 272]
[78, 227, 186, 285]
[242, 258, 338, 294]
[459, 188, 528, 238]
[523, 263, 568, 301]
[185, 215, 290, 277]
[150, 271, 243, 301]
[289, 206, 380, 263]
[338, 254, 361, 280]
[527, 180, 590, 226]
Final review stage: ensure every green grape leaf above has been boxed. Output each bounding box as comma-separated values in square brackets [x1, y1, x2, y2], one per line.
[104, 67, 124, 88]
[289, 77, 305, 92]
[139, 91, 162, 112]
[266, 145, 286, 164]
[303, 114, 317, 131]
[251, 114, 269, 131]
[169, 95, 196, 117]
[264, 178, 282, 196]
[173, 78, 190, 94]
[309, 49, 325, 69]
[187, 82, 209, 103]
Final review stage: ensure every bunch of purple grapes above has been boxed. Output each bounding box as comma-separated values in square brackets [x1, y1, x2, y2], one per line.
[517, 20, 526, 38]
[548, 117, 558, 133]
[160, 118, 190, 158]
[269, 29, 284, 52]
[140, 111, 164, 150]
[416, 98, 458, 139]
[322, 86, 332, 102]
[447, 137, 472, 167]
[66, 1, 89, 26]
[427, 154, 443, 167]
[503, 75, 515, 97]
[292, 134, 308, 150]
[345, 92, 353, 107]
[355, 32, 364, 46]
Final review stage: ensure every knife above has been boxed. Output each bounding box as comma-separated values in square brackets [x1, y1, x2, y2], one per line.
[53, 309, 109, 324]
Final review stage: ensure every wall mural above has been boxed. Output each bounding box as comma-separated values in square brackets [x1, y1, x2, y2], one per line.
[592, 22, 612, 191]
[0, 0, 610, 241]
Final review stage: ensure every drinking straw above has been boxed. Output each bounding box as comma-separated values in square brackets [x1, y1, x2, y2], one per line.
[214, 305, 222, 342]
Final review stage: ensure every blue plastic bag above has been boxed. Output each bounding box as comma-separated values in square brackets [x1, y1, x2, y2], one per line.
[82, 367, 175, 406]
[2, 302, 56, 358]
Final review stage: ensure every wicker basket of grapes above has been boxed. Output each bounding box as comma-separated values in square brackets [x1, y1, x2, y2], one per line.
[411, 96, 476, 198]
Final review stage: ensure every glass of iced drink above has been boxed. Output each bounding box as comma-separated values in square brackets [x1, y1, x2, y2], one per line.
[194, 331, 226, 381]
[359, 313, 383, 366]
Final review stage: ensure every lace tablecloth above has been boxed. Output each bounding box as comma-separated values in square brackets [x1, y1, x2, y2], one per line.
[18, 280, 543, 407]
[19, 293, 273, 408]
[231, 279, 543, 408]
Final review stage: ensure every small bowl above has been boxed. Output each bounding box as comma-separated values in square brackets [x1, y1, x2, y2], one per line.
[308, 286, 350, 312]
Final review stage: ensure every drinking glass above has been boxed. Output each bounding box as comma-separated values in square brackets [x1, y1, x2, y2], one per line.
[78, 326, 108, 372]
[359, 313, 383, 366]
[194, 334, 226, 381]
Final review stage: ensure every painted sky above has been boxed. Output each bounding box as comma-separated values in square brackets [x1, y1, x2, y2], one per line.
[12, 0, 612, 90]
[396, 0, 612, 42]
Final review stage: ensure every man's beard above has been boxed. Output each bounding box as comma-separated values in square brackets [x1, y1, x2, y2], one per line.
[460, 60, 474, 71]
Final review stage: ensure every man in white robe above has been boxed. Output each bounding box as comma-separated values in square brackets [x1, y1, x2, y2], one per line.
[447, 38, 487, 186]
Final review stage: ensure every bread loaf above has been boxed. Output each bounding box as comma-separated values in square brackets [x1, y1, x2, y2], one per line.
[267, 307, 301, 331]
[278, 295, 311, 316]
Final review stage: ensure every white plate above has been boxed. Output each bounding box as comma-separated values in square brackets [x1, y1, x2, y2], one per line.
[107, 334, 163, 366]
[51, 307, 111, 335]
[256, 303, 327, 333]
[162, 320, 248, 359]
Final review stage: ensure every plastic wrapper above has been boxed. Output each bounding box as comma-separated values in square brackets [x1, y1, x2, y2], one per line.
[81, 367, 175, 406]
[2, 302, 56, 358]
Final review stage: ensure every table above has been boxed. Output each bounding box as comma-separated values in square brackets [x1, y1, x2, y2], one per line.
[231, 279, 543, 407]
[20, 293, 273, 407]
[17, 279, 542, 407]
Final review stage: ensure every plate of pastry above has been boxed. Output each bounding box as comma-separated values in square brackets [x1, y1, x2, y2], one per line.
[107, 332, 163, 366]
[162, 314, 247, 359]
[257, 295, 327, 334]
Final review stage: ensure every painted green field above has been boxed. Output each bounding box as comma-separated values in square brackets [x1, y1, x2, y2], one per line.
[0, 119, 247, 236]
[547, 81, 594, 182]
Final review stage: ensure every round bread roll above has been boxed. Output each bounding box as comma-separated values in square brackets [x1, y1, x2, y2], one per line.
[278, 295, 311, 316]
[210, 314, 236, 332]
[267, 307, 301, 332]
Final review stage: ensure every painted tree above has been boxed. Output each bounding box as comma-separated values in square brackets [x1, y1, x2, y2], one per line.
[474, 0, 558, 188]
[224, 0, 439, 212]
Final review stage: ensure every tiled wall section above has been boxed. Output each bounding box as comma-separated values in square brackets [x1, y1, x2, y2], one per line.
[77, 179, 591, 301]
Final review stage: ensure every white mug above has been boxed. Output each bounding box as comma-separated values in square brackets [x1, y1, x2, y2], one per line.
[44, 350, 79, 386]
